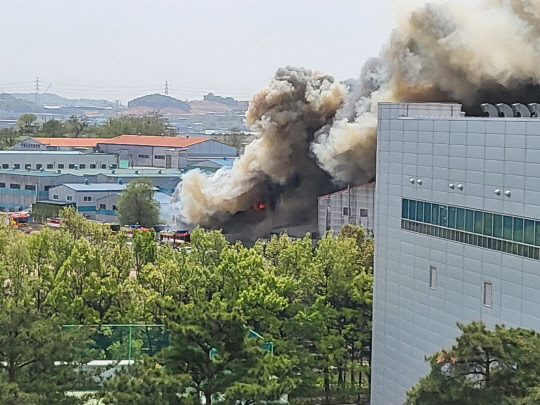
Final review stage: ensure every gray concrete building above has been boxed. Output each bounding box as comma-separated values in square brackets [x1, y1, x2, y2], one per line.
[372, 102, 540, 404]
[317, 183, 375, 237]
[0, 151, 117, 171]
[0, 167, 182, 212]
[97, 135, 236, 169]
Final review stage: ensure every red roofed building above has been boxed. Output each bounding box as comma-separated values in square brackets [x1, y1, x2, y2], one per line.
[97, 134, 236, 169]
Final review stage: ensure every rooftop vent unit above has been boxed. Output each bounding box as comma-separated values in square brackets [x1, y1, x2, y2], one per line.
[481, 102, 540, 117]
[118, 178, 123, 185]
[84, 178, 89, 185]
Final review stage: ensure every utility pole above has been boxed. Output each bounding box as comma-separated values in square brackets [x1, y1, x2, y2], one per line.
[34, 77, 40, 104]
[164, 81, 169, 96]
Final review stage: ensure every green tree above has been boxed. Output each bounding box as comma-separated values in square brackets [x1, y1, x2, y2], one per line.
[0, 128, 19, 150]
[94, 112, 170, 138]
[17, 113, 37, 134]
[66, 115, 89, 137]
[406, 322, 540, 405]
[222, 128, 247, 156]
[117, 178, 159, 227]
[40, 119, 66, 137]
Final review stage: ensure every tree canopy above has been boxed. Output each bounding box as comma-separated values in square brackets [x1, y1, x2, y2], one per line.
[117, 178, 160, 227]
[407, 322, 540, 405]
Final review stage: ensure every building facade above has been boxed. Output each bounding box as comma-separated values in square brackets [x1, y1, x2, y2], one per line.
[372, 102, 540, 404]
[13, 137, 102, 151]
[317, 183, 375, 237]
[0, 151, 117, 171]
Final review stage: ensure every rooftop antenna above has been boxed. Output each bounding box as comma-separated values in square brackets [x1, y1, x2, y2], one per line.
[164, 81, 169, 96]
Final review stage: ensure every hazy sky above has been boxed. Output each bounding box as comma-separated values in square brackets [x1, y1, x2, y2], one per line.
[0, 0, 395, 103]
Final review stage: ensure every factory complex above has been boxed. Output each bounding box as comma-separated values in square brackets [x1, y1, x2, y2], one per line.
[0, 134, 236, 221]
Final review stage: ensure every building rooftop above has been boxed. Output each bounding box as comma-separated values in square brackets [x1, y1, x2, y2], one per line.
[32, 137, 103, 147]
[0, 150, 84, 155]
[60, 183, 127, 192]
[0, 168, 184, 177]
[98, 134, 209, 148]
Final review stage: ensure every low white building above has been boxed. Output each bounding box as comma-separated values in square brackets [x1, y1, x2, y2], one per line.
[317, 183, 375, 236]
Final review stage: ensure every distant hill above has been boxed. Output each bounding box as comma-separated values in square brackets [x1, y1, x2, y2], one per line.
[128, 94, 190, 111]
[203, 93, 248, 109]
[0, 93, 43, 113]
[12, 93, 116, 108]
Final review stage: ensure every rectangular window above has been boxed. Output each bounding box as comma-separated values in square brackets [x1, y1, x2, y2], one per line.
[36, 164, 42, 170]
[343, 207, 349, 216]
[138, 154, 150, 159]
[53, 194, 58, 200]
[67, 195, 73, 201]
[68, 164, 75, 169]
[360, 209, 368, 217]
[456, 208, 465, 230]
[44, 185, 52, 191]
[154, 155, 165, 159]
[402, 199, 409, 219]
[409, 200, 417, 221]
[465, 210, 474, 232]
[483, 281, 492, 307]
[432, 204, 439, 225]
[416, 202, 424, 223]
[525, 220, 535, 245]
[503, 216, 513, 240]
[58, 164, 64, 169]
[424, 203, 431, 223]
[90, 164, 96, 169]
[2, 164, 8, 169]
[24, 185, 36, 191]
[13, 164, 20, 169]
[0, 183, 5, 188]
[25, 164, 31, 169]
[112, 205, 118, 211]
[101, 164, 107, 169]
[99, 204, 106, 210]
[493, 215, 503, 239]
[448, 206, 457, 229]
[9, 183, 20, 189]
[474, 211, 483, 234]
[83, 196, 92, 202]
[429, 266, 437, 289]
[513, 218, 524, 243]
[79, 164, 86, 169]
[47, 164, 54, 169]
[439, 206, 448, 227]
[483, 213, 493, 236]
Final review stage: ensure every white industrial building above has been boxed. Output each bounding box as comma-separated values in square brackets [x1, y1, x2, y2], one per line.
[13, 137, 102, 151]
[317, 183, 375, 237]
[97, 135, 236, 169]
[0, 151, 117, 171]
[372, 102, 540, 404]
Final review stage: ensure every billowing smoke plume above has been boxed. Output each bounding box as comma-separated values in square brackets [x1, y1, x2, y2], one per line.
[178, 0, 540, 239]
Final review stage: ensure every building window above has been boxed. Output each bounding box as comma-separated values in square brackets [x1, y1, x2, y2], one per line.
[10, 183, 20, 189]
[69, 164, 75, 169]
[25, 164, 31, 169]
[90, 164, 96, 169]
[53, 194, 59, 200]
[58, 164, 64, 169]
[0, 183, 5, 188]
[47, 164, 54, 169]
[67, 195, 73, 201]
[325, 206, 331, 231]
[139, 154, 150, 158]
[13, 164, 20, 169]
[36, 164, 42, 170]
[25, 185, 36, 191]
[112, 205, 118, 211]
[2, 164, 8, 169]
[83, 196, 92, 202]
[343, 207, 349, 216]
[360, 209, 369, 217]
[79, 164, 86, 169]
[154, 155, 165, 160]
[483, 281, 492, 307]
[44, 185, 52, 191]
[99, 204, 106, 210]
[101, 164, 107, 169]
[429, 266, 437, 289]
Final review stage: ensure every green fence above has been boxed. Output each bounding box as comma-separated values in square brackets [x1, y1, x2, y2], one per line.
[63, 324, 169, 360]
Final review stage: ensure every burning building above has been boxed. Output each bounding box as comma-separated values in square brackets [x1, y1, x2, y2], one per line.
[176, 0, 540, 240]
